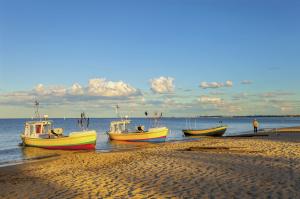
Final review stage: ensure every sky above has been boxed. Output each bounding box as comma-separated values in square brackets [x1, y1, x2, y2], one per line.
[0, 0, 300, 118]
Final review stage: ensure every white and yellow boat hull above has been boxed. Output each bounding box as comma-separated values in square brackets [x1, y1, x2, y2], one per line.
[21, 131, 97, 150]
[108, 127, 168, 142]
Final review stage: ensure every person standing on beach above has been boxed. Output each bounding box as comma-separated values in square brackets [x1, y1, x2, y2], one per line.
[253, 119, 259, 133]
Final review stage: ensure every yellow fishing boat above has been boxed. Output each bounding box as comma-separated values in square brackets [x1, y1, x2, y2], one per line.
[21, 119, 97, 150]
[183, 125, 227, 136]
[21, 121, 97, 150]
[107, 119, 169, 142]
[21, 103, 97, 150]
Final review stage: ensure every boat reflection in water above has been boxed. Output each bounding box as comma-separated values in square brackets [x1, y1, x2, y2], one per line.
[22, 147, 60, 160]
[21, 146, 71, 161]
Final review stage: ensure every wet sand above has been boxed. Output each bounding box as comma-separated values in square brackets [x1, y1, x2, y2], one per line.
[0, 134, 300, 198]
[277, 126, 300, 133]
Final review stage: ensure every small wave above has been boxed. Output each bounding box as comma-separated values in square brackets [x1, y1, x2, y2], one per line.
[0, 147, 22, 155]
[0, 154, 60, 168]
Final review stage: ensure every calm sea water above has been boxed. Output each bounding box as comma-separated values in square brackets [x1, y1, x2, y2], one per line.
[0, 117, 299, 166]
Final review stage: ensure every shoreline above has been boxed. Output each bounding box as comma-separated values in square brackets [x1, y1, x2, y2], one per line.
[0, 153, 61, 168]
[1, 129, 299, 168]
[0, 141, 160, 168]
[1, 116, 300, 119]
[0, 134, 299, 198]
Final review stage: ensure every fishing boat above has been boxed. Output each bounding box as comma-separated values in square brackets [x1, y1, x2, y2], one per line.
[183, 125, 227, 136]
[20, 101, 97, 150]
[107, 106, 169, 142]
[107, 119, 168, 142]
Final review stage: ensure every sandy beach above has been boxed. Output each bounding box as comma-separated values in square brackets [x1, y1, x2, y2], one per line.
[2, 0, 300, 198]
[0, 134, 300, 198]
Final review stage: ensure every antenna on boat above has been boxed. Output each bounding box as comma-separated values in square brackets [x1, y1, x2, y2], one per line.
[154, 112, 158, 127]
[34, 100, 41, 120]
[186, 118, 188, 129]
[145, 111, 152, 128]
[159, 112, 163, 127]
[115, 104, 121, 119]
[78, 112, 89, 130]
[152, 111, 163, 127]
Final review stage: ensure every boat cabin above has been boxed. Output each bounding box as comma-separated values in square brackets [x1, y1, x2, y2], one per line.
[110, 120, 131, 134]
[23, 120, 53, 138]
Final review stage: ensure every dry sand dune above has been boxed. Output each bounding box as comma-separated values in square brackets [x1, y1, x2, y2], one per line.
[0, 135, 300, 198]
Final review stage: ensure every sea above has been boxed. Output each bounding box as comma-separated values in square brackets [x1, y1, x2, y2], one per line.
[0, 117, 299, 166]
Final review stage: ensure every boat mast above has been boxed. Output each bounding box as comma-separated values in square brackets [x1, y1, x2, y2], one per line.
[78, 112, 89, 130]
[34, 100, 41, 120]
[153, 112, 163, 127]
[115, 104, 121, 119]
[186, 118, 187, 129]
[145, 111, 152, 128]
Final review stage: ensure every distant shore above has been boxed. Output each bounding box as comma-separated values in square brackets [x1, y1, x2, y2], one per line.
[0, 133, 299, 198]
[1, 115, 300, 119]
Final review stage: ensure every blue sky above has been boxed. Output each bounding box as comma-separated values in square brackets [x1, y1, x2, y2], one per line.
[0, 0, 300, 117]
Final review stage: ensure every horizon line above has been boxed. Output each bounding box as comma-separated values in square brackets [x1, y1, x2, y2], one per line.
[1, 115, 300, 119]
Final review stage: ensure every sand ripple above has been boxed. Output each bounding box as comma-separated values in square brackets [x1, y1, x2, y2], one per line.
[0, 137, 299, 198]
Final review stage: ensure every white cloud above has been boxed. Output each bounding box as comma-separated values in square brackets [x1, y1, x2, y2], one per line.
[200, 80, 233, 89]
[198, 96, 223, 104]
[33, 78, 138, 97]
[34, 84, 67, 96]
[69, 83, 84, 95]
[232, 92, 249, 100]
[225, 80, 233, 87]
[226, 105, 242, 113]
[150, 76, 174, 94]
[209, 91, 225, 95]
[261, 91, 294, 98]
[280, 106, 292, 112]
[200, 82, 222, 89]
[164, 98, 175, 106]
[0, 78, 140, 109]
[49, 86, 67, 96]
[197, 95, 242, 114]
[88, 78, 137, 97]
[35, 84, 45, 93]
[241, 80, 252, 85]
[0, 92, 33, 105]
[262, 98, 297, 114]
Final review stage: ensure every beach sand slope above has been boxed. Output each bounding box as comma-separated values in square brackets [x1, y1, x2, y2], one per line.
[0, 136, 300, 198]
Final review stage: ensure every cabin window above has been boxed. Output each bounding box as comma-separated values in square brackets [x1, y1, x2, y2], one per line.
[43, 125, 51, 134]
[36, 125, 42, 134]
[114, 124, 118, 132]
[25, 125, 30, 136]
[30, 125, 35, 136]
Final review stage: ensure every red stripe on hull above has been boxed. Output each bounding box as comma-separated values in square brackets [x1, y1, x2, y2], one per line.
[42, 144, 95, 150]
